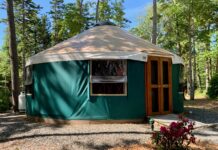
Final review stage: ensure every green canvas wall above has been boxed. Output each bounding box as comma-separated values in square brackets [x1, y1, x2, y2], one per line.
[26, 60, 146, 120]
[26, 60, 183, 120]
[172, 64, 184, 113]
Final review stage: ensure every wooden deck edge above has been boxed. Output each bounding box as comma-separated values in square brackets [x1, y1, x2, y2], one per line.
[26, 116, 146, 125]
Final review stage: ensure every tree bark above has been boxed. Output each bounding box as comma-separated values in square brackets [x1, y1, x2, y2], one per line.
[54, 2, 57, 44]
[193, 40, 196, 97]
[205, 24, 211, 90]
[79, 0, 84, 16]
[196, 61, 202, 90]
[152, 0, 157, 45]
[96, 0, 100, 23]
[22, 0, 26, 91]
[6, 0, 20, 112]
[78, 0, 84, 32]
[205, 43, 210, 90]
[205, 58, 209, 90]
[209, 58, 212, 80]
[216, 56, 218, 73]
[188, 1, 194, 100]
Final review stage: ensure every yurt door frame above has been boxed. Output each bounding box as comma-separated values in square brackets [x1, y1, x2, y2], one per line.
[146, 56, 172, 116]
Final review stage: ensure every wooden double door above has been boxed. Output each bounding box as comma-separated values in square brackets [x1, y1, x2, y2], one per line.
[146, 56, 172, 116]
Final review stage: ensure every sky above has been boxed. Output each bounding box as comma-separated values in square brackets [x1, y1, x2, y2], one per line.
[0, 0, 152, 48]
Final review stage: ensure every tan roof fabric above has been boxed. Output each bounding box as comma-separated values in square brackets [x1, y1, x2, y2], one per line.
[26, 25, 183, 66]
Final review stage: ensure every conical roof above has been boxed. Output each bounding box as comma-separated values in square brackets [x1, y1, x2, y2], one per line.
[26, 25, 183, 66]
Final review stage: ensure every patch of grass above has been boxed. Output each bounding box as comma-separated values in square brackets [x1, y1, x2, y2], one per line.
[185, 89, 208, 100]
[195, 89, 207, 99]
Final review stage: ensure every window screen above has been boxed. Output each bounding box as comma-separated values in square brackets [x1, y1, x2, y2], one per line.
[25, 66, 34, 97]
[25, 66, 33, 85]
[90, 60, 127, 96]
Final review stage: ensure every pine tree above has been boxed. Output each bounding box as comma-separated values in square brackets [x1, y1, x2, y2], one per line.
[6, 0, 19, 112]
[112, 0, 129, 27]
[14, 0, 40, 90]
[34, 15, 51, 52]
[98, 0, 112, 22]
[95, 0, 129, 27]
[50, 0, 64, 45]
[152, 0, 157, 44]
[62, 0, 93, 39]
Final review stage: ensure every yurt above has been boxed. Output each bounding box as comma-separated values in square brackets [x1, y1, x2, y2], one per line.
[25, 22, 184, 122]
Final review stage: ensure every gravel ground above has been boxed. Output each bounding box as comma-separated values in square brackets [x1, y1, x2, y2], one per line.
[184, 100, 218, 144]
[184, 100, 218, 124]
[1, 99, 218, 150]
[0, 113, 151, 150]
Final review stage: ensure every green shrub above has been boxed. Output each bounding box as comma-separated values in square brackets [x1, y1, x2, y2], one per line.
[0, 88, 10, 112]
[207, 74, 218, 99]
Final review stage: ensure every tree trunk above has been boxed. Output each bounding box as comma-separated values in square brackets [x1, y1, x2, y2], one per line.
[152, 0, 157, 45]
[205, 58, 209, 90]
[79, 0, 84, 16]
[78, 0, 84, 32]
[196, 62, 202, 90]
[188, 2, 194, 100]
[216, 56, 218, 73]
[6, 0, 20, 112]
[193, 40, 196, 97]
[205, 25, 211, 90]
[209, 58, 212, 79]
[53, 2, 57, 45]
[205, 43, 210, 90]
[22, 0, 26, 91]
[96, 0, 100, 23]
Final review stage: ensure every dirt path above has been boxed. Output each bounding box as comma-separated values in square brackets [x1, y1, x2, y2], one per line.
[184, 99, 218, 124]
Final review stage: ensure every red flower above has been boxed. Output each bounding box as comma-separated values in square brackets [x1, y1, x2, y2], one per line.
[170, 122, 177, 128]
[177, 128, 185, 137]
[160, 126, 168, 134]
[188, 124, 193, 130]
[151, 115, 196, 149]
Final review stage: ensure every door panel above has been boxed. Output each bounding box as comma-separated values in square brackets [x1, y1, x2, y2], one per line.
[151, 60, 158, 84]
[146, 57, 172, 116]
[163, 88, 169, 111]
[152, 88, 159, 112]
[162, 61, 169, 84]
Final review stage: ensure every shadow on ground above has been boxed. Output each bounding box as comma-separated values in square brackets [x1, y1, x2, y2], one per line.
[0, 113, 151, 145]
[61, 139, 153, 150]
[0, 113, 65, 141]
[0, 131, 152, 143]
[184, 107, 218, 124]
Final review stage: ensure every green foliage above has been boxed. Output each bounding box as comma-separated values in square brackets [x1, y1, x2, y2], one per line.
[130, 6, 152, 41]
[207, 74, 218, 99]
[62, 1, 93, 39]
[14, 0, 41, 56]
[49, 0, 65, 45]
[0, 88, 10, 112]
[112, 0, 129, 27]
[131, 0, 218, 92]
[0, 46, 11, 112]
[95, 0, 129, 27]
[98, 0, 112, 22]
[0, 48, 10, 79]
[34, 15, 51, 53]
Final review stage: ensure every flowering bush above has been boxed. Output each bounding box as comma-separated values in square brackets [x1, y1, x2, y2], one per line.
[151, 115, 196, 150]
